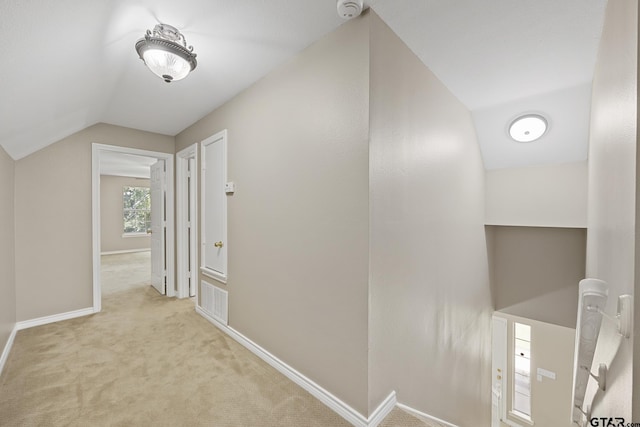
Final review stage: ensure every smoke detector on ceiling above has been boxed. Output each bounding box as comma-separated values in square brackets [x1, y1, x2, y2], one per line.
[337, 0, 364, 19]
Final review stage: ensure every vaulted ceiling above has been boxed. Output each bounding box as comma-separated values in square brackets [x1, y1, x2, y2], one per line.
[0, 0, 608, 169]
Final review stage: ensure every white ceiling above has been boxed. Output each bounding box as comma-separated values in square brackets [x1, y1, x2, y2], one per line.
[473, 83, 593, 170]
[0, 0, 608, 169]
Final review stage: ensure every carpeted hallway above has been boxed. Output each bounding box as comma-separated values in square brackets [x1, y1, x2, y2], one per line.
[0, 253, 435, 426]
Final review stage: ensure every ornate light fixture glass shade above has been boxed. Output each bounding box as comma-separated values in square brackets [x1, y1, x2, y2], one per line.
[135, 23, 197, 83]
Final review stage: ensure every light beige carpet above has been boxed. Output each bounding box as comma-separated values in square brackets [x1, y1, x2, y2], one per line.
[100, 251, 152, 295]
[0, 253, 434, 426]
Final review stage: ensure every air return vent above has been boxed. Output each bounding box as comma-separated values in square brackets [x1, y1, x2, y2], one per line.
[201, 281, 228, 325]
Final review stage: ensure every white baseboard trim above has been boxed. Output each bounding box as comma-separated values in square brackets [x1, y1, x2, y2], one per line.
[101, 248, 150, 255]
[0, 325, 17, 376]
[16, 307, 95, 331]
[196, 305, 394, 427]
[368, 391, 397, 427]
[396, 403, 459, 427]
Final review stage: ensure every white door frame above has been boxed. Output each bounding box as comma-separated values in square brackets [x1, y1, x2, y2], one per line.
[491, 315, 508, 427]
[176, 143, 198, 299]
[91, 143, 176, 312]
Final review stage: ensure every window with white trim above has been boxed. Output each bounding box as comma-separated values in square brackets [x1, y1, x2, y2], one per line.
[513, 322, 532, 417]
[123, 186, 150, 234]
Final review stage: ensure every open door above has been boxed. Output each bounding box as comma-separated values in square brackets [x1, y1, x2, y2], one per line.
[177, 143, 198, 299]
[187, 157, 196, 297]
[150, 160, 166, 294]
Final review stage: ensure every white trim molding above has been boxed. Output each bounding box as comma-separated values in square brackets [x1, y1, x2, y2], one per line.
[0, 326, 17, 376]
[368, 391, 397, 427]
[396, 403, 460, 427]
[196, 305, 395, 427]
[200, 267, 227, 284]
[16, 307, 94, 331]
[121, 233, 149, 238]
[101, 248, 150, 256]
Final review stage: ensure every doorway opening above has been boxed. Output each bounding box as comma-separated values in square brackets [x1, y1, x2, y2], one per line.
[101, 251, 151, 295]
[99, 168, 154, 297]
[91, 144, 175, 313]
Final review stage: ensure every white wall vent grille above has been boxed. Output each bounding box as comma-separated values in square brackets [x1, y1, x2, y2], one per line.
[201, 281, 228, 325]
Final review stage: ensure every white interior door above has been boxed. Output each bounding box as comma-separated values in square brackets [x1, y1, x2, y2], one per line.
[177, 145, 198, 299]
[201, 130, 227, 283]
[151, 160, 166, 294]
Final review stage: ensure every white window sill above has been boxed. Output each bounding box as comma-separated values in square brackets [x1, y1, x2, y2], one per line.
[122, 233, 149, 238]
[507, 411, 534, 426]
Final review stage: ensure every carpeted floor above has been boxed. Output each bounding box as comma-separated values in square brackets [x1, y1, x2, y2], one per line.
[0, 253, 435, 426]
[100, 251, 154, 295]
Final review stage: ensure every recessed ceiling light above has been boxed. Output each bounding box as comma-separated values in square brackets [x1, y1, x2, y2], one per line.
[508, 114, 548, 142]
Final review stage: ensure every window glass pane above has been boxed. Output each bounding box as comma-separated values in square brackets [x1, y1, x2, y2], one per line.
[514, 372, 530, 395]
[514, 322, 531, 341]
[514, 355, 530, 376]
[123, 186, 151, 234]
[514, 391, 531, 416]
[515, 338, 530, 359]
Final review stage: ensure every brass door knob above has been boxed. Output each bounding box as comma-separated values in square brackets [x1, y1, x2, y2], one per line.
[214, 241, 224, 248]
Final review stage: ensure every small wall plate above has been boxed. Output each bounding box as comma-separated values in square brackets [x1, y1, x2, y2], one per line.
[224, 182, 235, 194]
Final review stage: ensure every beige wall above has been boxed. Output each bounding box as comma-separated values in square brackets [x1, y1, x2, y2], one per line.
[176, 17, 370, 415]
[486, 226, 586, 329]
[586, 0, 637, 419]
[485, 161, 588, 228]
[100, 175, 150, 253]
[0, 145, 16, 354]
[368, 12, 492, 425]
[14, 123, 174, 321]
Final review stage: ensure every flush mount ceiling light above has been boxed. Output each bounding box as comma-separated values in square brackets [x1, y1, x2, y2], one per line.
[135, 23, 197, 83]
[508, 114, 548, 142]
